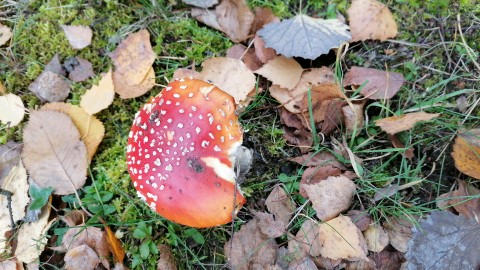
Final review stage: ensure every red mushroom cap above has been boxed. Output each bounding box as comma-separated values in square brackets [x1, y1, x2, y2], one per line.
[126, 78, 246, 228]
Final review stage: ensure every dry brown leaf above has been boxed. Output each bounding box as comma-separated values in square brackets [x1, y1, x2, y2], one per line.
[15, 206, 55, 264]
[346, 210, 372, 231]
[376, 112, 440, 135]
[172, 68, 202, 80]
[302, 175, 356, 221]
[0, 160, 28, 253]
[200, 57, 256, 104]
[226, 44, 262, 71]
[41, 102, 105, 162]
[0, 259, 20, 269]
[299, 165, 342, 198]
[110, 29, 156, 98]
[283, 126, 313, 153]
[255, 211, 286, 238]
[0, 93, 25, 127]
[299, 83, 346, 122]
[22, 110, 88, 195]
[439, 180, 480, 219]
[0, 141, 22, 182]
[369, 249, 405, 270]
[383, 216, 415, 252]
[45, 54, 66, 76]
[265, 185, 295, 226]
[452, 128, 480, 179]
[191, 8, 223, 32]
[344, 66, 404, 100]
[348, 0, 398, 42]
[64, 244, 100, 270]
[318, 215, 368, 261]
[80, 70, 115, 115]
[250, 7, 280, 36]
[105, 223, 126, 263]
[0, 23, 12, 46]
[388, 134, 414, 159]
[322, 100, 347, 135]
[62, 210, 87, 227]
[61, 25, 93, 49]
[290, 151, 345, 168]
[28, 71, 71, 102]
[255, 56, 303, 90]
[342, 101, 365, 136]
[224, 215, 278, 270]
[0, 81, 5, 94]
[254, 35, 277, 64]
[294, 219, 322, 257]
[157, 244, 177, 270]
[215, 0, 254, 42]
[363, 224, 389, 252]
[346, 259, 376, 270]
[68, 57, 94, 82]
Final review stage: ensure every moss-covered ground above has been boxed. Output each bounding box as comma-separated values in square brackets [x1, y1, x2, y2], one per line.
[1, 0, 479, 269]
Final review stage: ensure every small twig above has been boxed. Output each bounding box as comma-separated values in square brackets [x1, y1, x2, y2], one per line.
[0, 189, 15, 230]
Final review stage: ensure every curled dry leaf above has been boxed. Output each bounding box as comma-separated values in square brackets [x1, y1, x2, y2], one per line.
[302, 175, 356, 221]
[451, 128, 480, 179]
[255, 55, 303, 90]
[226, 44, 262, 71]
[0, 93, 25, 127]
[258, 15, 351, 59]
[110, 29, 156, 99]
[343, 66, 404, 100]
[376, 112, 440, 135]
[41, 102, 105, 162]
[157, 244, 177, 270]
[80, 70, 115, 115]
[28, 71, 72, 102]
[22, 110, 88, 195]
[265, 185, 295, 226]
[67, 57, 94, 82]
[224, 214, 278, 270]
[215, 0, 254, 42]
[363, 224, 389, 252]
[200, 57, 256, 104]
[348, 0, 398, 42]
[15, 206, 55, 264]
[0, 23, 13, 46]
[64, 244, 100, 270]
[61, 25, 93, 49]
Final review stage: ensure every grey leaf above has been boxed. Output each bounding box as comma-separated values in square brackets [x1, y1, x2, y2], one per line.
[406, 211, 480, 270]
[258, 14, 350, 60]
[183, 0, 218, 8]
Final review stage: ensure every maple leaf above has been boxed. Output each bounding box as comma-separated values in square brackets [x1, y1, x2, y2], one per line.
[348, 0, 398, 42]
[406, 211, 480, 269]
[258, 14, 351, 59]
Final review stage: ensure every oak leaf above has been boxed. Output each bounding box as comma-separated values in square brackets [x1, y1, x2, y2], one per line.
[0, 93, 25, 127]
[376, 112, 440, 135]
[348, 0, 398, 42]
[80, 70, 115, 115]
[61, 25, 93, 49]
[451, 128, 480, 179]
[344, 66, 404, 100]
[22, 110, 88, 195]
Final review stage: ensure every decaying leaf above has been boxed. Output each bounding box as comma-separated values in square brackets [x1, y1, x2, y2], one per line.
[0, 23, 13, 46]
[157, 244, 177, 270]
[363, 224, 389, 252]
[41, 102, 105, 162]
[299, 82, 346, 122]
[383, 216, 415, 253]
[342, 101, 365, 135]
[15, 206, 55, 264]
[182, 0, 217, 8]
[406, 211, 480, 269]
[346, 210, 372, 232]
[0, 93, 25, 127]
[265, 186, 295, 226]
[45, 54, 67, 76]
[451, 128, 480, 179]
[302, 175, 356, 221]
[226, 44, 262, 71]
[300, 165, 343, 197]
[215, 0, 254, 42]
[255, 211, 286, 238]
[254, 35, 277, 64]
[0, 141, 22, 181]
[0, 81, 5, 94]
[28, 70, 72, 102]
[200, 57, 256, 104]
[369, 249, 405, 270]
[348, 0, 398, 42]
[389, 134, 414, 159]
[438, 180, 480, 219]
[376, 112, 440, 135]
[61, 25, 93, 49]
[67, 57, 94, 82]
[258, 15, 351, 59]
[255, 55, 303, 90]
[224, 214, 278, 270]
[104, 223, 126, 263]
[250, 7, 280, 35]
[22, 110, 88, 195]
[290, 151, 345, 168]
[110, 29, 156, 99]
[80, 70, 115, 115]
[64, 244, 100, 270]
[343, 66, 404, 100]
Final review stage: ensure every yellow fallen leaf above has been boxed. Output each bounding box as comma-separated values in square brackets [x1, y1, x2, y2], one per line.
[80, 70, 115, 114]
[41, 103, 105, 162]
[255, 55, 303, 90]
[376, 112, 440, 134]
[363, 224, 389, 252]
[348, 0, 398, 42]
[104, 224, 125, 263]
[452, 129, 480, 179]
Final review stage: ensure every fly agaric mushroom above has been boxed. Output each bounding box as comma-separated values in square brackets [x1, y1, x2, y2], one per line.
[126, 78, 246, 228]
